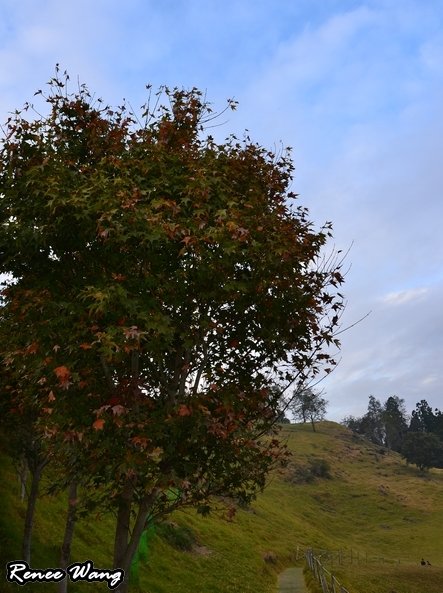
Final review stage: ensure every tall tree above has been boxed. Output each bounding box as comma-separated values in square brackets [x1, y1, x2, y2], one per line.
[432, 409, 443, 441]
[382, 396, 408, 452]
[0, 70, 345, 590]
[342, 395, 385, 446]
[409, 400, 437, 433]
[0, 348, 52, 563]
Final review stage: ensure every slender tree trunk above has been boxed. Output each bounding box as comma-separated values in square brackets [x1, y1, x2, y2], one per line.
[17, 456, 28, 502]
[113, 480, 134, 568]
[58, 481, 79, 593]
[113, 489, 158, 593]
[22, 458, 48, 563]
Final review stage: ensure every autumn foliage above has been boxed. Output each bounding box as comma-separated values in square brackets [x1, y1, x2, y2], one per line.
[0, 68, 344, 589]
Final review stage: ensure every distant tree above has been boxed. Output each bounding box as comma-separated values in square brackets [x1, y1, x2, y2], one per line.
[290, 387, 327, 432]
[344, 396, 385, 445]
[401, 431, 443, 471]
[409, 400, 436, 433]
[277, 412, 291, 424]
[382, 396, 408, 452]
[365, 395, 385, 445]
[344, 396, 443, 458]
[432, 409, 443, 441]
[341, 415, 361, 432]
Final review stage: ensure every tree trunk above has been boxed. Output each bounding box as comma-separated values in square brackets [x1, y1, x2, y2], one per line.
[17, 455, 28, 502]
[113, 480, 134, 568]
[58, 481, 79, 593]
[22, 458, 47, 563]
[113, 489, 158, 593]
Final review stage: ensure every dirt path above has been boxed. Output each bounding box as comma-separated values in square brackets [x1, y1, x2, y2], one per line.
[278, 567, 308, 593]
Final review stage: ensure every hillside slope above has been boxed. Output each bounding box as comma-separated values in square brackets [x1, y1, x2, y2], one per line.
[1, 422, 442, 592]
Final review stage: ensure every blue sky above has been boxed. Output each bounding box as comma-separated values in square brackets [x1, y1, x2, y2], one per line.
[1, 0, 442, 420]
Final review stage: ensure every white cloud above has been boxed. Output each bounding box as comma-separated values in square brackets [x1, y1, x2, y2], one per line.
[382, 288, 428, 306]
[421, 374, 438, 387]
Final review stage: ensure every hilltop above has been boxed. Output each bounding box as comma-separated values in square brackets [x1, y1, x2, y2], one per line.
[1, 421, 443, 592]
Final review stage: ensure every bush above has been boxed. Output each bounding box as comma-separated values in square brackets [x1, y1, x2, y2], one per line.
[263, 551, 278, 564]
[156, 522, 198, 551]
[285, 457, 332, 484]
[308, 458, 331, 479]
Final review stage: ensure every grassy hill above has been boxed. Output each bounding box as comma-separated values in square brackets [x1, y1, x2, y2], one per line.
[1, 421, 443, 592]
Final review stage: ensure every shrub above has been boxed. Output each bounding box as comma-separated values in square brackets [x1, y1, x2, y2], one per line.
[157, 522, 198, 551]
[284, 457, 332, 484]
[308, 458, 331, 479]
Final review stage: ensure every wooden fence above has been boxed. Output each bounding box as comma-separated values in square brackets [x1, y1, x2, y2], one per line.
[305, 548, 350, 593]
[303, 546, 400, 567]
[298, 544, 403, 592]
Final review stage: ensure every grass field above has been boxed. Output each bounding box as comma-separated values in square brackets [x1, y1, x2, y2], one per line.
[1, 421, 442, 592]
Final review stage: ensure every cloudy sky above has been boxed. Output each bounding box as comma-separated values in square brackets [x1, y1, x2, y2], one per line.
[1, 0, 442, 420]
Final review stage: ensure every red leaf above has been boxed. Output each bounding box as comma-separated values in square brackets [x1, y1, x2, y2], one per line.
[178, 404, 192, 417]
[25, 342, 39, 355]
[93, 418, 105, 430]
[54, 365, 71, 388]
[112, 273, 127, 282]
[131, 436, 149, 450]
[54, 365, 70, 380]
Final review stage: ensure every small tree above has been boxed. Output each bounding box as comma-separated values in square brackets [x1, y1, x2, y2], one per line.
[0, 69, 345, 590]
[401, 432, 443, 471]
[342, 395, 385, 445]
[290, 387, 327, 432]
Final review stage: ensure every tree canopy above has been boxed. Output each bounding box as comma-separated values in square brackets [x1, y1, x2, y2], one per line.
[0, 69, 345, 590]
[342, 395, 407, 451]
[343, 396, 443, 472]
[401, 432, 443, 471]
[289, 387, 328, 431]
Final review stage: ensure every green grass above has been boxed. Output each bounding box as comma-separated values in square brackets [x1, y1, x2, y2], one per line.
[1, 421, 443, 592]
[331, 563, 443, 593]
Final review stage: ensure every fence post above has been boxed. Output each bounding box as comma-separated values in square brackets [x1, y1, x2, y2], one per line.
[314, 558, 320, 579]
[321, 573, 330, 593]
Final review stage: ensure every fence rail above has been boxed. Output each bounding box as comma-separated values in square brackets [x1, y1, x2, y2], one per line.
[298, 545, 401, 567]
[297, 543, 404, 592]
[305, 548, 350, 593]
